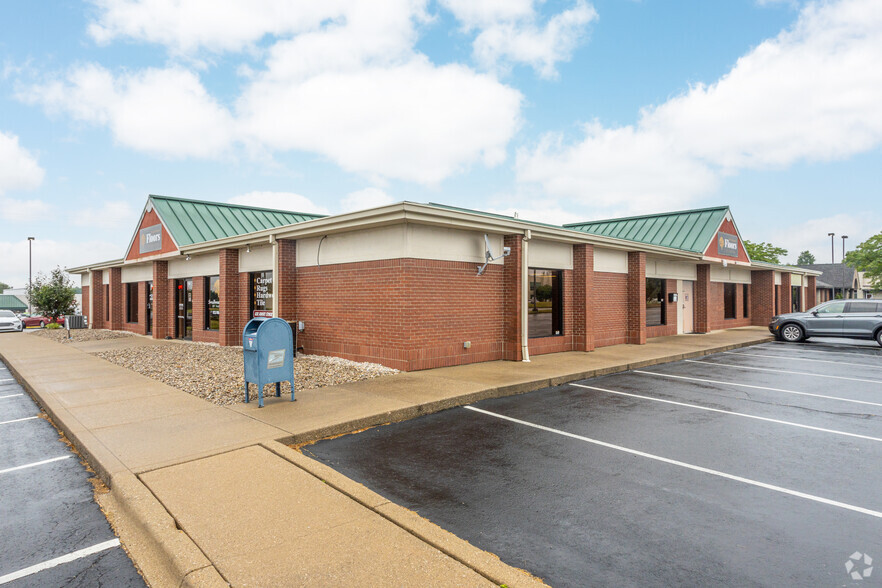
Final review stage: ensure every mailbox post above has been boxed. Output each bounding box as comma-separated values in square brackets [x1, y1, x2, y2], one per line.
[242, 317, 296, 408]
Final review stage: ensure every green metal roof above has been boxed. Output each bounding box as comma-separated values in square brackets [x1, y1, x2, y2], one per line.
[149, 195, 326, 247]
[0, 295, 27, 311]
[563, 206, 730, 254]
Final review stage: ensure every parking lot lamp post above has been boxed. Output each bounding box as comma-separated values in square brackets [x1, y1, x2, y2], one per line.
[828, 233, 835, 264]
[842, 235, 849, 297]
[27, 237, 34, 314]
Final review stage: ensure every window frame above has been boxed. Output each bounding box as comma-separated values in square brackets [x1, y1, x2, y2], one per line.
[527, 267, 563, 338]
[791, 285, 801, 313]
[125, 282, 139, 323]
[742, 283, 749, 319]
[205, 275, 220, 331]
[645, 278, 666, 327]
[249, 271, 274, 318]
[723, 283, 737, 320]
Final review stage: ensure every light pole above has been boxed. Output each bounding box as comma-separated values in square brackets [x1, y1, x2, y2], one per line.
[27, 237, 34, 314]
[842, 235, 849, 298]
[828, 233, 835, 264]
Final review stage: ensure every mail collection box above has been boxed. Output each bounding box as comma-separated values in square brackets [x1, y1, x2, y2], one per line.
[242, 317, 296, 408]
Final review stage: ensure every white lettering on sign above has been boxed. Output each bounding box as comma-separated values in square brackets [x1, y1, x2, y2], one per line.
[139, 224, 163, 254]
[716, 231, 739, 258]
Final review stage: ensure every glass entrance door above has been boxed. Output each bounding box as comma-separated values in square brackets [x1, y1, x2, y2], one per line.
[175, 279, 193, 339]
[146, 281, 153, 335]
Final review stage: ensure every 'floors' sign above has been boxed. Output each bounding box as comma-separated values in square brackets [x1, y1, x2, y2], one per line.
[139, 224, 162, 254]
[717, 231, 739, 258]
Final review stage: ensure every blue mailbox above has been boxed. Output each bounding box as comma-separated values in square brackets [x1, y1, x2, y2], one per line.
[243, 317, 296, 408]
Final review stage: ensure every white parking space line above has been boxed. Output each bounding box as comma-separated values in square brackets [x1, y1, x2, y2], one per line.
[572, 383, 882, 443]
[0, 456, 72, 475]
[0, 416, 39, 426]
[0, 378, 14, 383]
[770, 341, 882, 355]
[0, 538, 120, 585]
[464, 405, 882, 519]
[723, 350, 882, 370]
[0, 394, 23, 400]
[685, 359, 882, 384]
[633, 371, 882, 409]
[765, 345, 882, 360]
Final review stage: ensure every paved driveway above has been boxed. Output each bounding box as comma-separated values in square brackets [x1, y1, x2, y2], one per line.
[309, 340, 882, 587]
[0, 360, 144, 587]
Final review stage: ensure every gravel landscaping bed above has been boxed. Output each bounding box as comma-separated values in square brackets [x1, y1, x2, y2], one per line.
[93, 341, 398, 406]
[27, 328, 136, 343]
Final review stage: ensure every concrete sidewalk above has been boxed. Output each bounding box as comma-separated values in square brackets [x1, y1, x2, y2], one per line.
[0, 327, 771, 587]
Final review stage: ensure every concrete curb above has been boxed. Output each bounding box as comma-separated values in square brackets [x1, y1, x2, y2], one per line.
[262, 441, 547, 588]
[0, 348, 229, 588]
[280, 336, 774, 446]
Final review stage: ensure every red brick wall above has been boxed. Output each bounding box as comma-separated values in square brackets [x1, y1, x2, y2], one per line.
[152, 261, 172, 339]
[126, 209, 178, 261]
[703, 218, 751, 264]
[646, 279, 678, 339]
[750, 270, 775, 326]
[695, 264, 710, 333]
[89, 271, 104, 329]
[218, 249, 241, 346]
[592, 272, 629, 347]
[708, 282, 752, 331]
[806, 276, 817, 308]
[108, 267, 123, 331]
[503, 235, 523, 361]
[277, 239, 296, 321]
[572, 244, 594, 351]
[626, 251, 646, 345]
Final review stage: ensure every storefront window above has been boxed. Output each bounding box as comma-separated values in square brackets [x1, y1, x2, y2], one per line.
[126, 283, 138, 323]
[646, 278, 665, 326]
[791, 285, 801, 313]
[250, 271, 273, 318]
[742, 284, 749, 318]
[528, 268, 562, 338]
[724, 283, 737, 319]
[105, 284, 110, 321]
[206, 275, 220, 330]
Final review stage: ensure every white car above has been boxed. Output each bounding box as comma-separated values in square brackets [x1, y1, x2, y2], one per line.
[0, 310, 24, 332]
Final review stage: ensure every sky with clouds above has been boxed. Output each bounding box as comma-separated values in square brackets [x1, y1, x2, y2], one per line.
[1, 0, 880, 288]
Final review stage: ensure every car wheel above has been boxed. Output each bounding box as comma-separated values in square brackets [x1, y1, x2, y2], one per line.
[39, 320, 45, 328]
[876, 329, 882, 348]
[780, 323, 804, 343]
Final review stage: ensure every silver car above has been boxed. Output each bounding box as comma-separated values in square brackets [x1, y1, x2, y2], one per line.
[0, 310, 24, 333]
[769, 300, 882, 346]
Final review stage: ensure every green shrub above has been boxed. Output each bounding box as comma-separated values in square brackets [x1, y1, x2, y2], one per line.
[46, 322, 62, 329]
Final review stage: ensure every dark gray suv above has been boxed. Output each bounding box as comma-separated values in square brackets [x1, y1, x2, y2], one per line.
[769, 300, 882, 346]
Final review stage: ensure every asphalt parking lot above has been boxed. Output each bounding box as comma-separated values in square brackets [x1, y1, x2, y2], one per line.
[309, 339, 882, 587]
[0, 360, 144, 587]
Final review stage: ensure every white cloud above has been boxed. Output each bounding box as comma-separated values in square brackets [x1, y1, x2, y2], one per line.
[238, 58, 521, 184]
[20, 65, 234, 159]
[0, 197, 50, 220]
[340, 188, 395, 212]
[71, 200, 137, 229]
[442, 0, 596, 78]
[228, 191, 330, 214]
[0, 238, 122, 290]
[0, 131, 45, 195]
[766, 212, 881, 265]
[518, 0, 882, 212]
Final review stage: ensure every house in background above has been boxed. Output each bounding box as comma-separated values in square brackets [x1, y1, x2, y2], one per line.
[797, 263, 865, 301]
[0, 294, 27, 313]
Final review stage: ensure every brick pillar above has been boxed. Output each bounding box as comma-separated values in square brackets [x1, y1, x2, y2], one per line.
[81, 285, 90, 323]
[192, 276, 206, 333]
[90, 271, 104, 329]
[695, 264, 711, 333]
[218, 249, 241, 346]
[277, 239, 297, 320]
[503, 235, 523, 361]
[137, 281, 148, 335]
[573, 244, 595, 352]
[780, 273, 792, 314]
[626, 251, 646, 345]
[152, 260, 172, 339]
[108, 267, 123, 331]
[750, 270, 775, 326]
[239, 272, 251, 328]
[806, 276, 817, 309]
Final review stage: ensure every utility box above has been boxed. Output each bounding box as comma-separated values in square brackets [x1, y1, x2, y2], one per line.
[242, 317, 296, 408]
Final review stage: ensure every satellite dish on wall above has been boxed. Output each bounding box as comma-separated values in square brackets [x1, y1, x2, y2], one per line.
[477, 234, 511, 275]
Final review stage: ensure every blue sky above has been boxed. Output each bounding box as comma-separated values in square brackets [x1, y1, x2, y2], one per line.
[1, 0, 880, 288]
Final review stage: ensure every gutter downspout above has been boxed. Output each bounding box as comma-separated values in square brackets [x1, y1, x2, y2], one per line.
[521, 229, 532, 362]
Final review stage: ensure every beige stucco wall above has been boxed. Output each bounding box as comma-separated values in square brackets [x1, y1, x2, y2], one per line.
[121, 264, 153, 283]
[647, 258, 697, 280]
[168, 253, 220, 279]
[594, 248, 628, 274]
[528, 239, 573, 270]
[80, 273, 91, 288]
[710, 266, 752, 284]
[239, 246, 274, 273]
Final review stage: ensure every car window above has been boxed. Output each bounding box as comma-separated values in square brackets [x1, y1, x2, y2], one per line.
[0, 310, 14, 317]
[816, 302, 846, 314]
[845, 302, 878, 313]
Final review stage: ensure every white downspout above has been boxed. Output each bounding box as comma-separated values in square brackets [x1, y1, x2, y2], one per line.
[270, 235, 279, 318]
[521, 229, 532, 362]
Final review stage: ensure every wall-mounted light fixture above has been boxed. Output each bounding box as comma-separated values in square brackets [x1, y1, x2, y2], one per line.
[185, 254, 191, 261]
[246, 244, 251, 253]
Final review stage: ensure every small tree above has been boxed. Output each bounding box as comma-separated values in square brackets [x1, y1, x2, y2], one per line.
[796, 250, 816, 265]
[744, 240, 788, 264]
[27, 267, 77, 320]
[845, 232, 882, 290]
[0, 281, 10, 291]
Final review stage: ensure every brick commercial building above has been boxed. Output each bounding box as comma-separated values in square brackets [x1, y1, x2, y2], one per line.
[68, 195, 819, 371]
